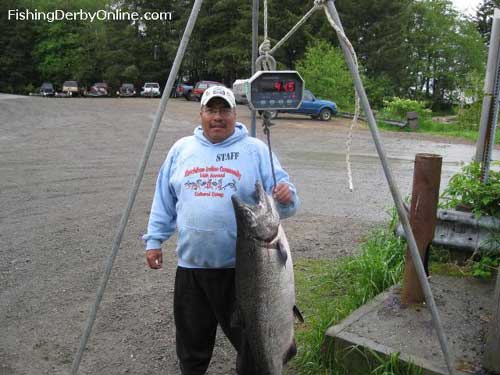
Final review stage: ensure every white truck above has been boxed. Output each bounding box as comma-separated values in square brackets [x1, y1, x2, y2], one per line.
[140, 82, 161, 97]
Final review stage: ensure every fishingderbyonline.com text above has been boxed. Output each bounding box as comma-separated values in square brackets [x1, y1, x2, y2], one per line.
[7, 8, 173, 23]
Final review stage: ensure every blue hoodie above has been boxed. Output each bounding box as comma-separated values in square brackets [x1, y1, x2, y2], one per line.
[142, 123, 299, 268]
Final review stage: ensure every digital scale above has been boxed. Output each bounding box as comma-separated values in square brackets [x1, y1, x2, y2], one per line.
[244, 70, 304, 111]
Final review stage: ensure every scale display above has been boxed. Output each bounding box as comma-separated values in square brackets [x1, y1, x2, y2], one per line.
[247, 70, 304, 111]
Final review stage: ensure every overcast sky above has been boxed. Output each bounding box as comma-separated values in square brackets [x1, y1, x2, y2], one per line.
[452, 0, 481, 15]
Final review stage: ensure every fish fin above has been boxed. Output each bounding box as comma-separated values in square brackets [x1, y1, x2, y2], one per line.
[293, 305, 304, 323]
[277, 240, 288, 264]
[282, 337, 297, 364]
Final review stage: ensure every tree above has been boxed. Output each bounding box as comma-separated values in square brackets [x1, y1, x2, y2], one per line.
[333, 0, 413, 99]
[0, 0, 38, 93]
[405, 0, 486, 108]
[475, 0, 500, 41]
[295, 41, 355, 111]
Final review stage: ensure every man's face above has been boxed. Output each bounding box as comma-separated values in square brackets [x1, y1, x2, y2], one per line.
[200, 97, 236, 143]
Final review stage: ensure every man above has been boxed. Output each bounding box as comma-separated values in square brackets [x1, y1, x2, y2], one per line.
[143, 85, 299, 375]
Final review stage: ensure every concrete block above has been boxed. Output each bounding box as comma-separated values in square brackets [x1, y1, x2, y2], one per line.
[324, 276, 495, 374]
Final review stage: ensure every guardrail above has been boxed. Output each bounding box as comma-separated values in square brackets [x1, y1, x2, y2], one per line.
[338, 111, 409, 128]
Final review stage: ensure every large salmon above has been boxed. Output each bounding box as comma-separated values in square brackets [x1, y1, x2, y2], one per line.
[231, 182, 302, 375]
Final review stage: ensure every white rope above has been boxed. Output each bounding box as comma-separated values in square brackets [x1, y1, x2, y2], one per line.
[258, 0, 359, 192]
[323, 5, 361, 192]
[346, 95, 360, 191]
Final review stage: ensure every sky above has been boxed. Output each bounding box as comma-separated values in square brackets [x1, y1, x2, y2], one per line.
[452, 0, 482, 15]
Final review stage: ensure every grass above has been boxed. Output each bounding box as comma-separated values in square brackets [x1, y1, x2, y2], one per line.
[376, 119, 500, 144]
[291, 216, 408, 374]
[290, 216, 496, 374]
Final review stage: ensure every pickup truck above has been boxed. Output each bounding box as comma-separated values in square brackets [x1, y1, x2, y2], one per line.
[262, 89, 337, 121]
[175, 83, 194, 100]
[192, 80, 225, 101]
[61, 80, 85, 97]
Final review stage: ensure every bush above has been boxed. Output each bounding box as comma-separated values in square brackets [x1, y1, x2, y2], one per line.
[380, 97, 432, 120]
[441, 161, 500, 218]
[456, 100, 482, 131]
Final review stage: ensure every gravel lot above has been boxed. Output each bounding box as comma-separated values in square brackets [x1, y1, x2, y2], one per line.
[1, 94, 497, 375]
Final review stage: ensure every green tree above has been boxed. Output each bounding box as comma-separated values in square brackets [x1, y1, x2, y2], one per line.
[475, 0, 500, 41]
[295, 40, 355, 111]
[334, 0, 412, 99]
[0, 1, 38, 93]
[405, 0, 486, 108]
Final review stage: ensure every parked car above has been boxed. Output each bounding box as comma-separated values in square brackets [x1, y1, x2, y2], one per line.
[140, 82, 161, 97]
[232, 79, 248, 104]
[38, 82, 55, 97]
[175, 83, 194, 100]
[116, 83, 136, 97]
[262, 89, 337, 121]
[192, 80, 225, 101]
[61, 80, 85, 96]
[86, 82, 110, 97]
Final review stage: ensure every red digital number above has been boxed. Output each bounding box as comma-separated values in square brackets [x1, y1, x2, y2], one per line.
[285, 81, 295, 92]
[274, 81, 283, 92]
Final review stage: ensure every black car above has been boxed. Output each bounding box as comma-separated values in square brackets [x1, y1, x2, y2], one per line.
[39, 82, 55, 97]
[117, 83, 136, 97]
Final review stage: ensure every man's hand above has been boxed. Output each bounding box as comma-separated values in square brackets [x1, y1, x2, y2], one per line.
[146, 249, 163, 269]
[273, 183, 292, 206]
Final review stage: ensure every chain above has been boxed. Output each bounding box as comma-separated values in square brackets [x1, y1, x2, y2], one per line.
[262, 112, 277, 188]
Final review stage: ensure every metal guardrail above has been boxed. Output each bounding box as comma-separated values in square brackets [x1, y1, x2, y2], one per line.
[338, 111, 407, 128]
[396, 209, 500, 253]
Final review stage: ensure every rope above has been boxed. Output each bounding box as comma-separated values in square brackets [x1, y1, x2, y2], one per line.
[346, 95, 360, 191]
[323, 2, 456, 374]
[323, 5, 361, 192]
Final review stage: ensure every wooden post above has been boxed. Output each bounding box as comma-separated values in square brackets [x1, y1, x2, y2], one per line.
[401, 154, 442, 304]
[407, 111, 419, 131]
[484, 266, 500, 371]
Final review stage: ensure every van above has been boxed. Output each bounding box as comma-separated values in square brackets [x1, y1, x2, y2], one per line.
[232, 79, 248, 104]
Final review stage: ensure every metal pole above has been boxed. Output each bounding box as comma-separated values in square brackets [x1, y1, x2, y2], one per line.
[251, 0, 259, 138]
[401, 154, 442, 304]
[324, 2, 456, 374]
[268, 4, 321, 56]
[475, 8, 500, 183]
[69, 0, 204, 373]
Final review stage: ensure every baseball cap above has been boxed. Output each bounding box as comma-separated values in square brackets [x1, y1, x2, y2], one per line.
[200, 86, 236, 108]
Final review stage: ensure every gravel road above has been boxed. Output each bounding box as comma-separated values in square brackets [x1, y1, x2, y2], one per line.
[1, 95, 497, 375]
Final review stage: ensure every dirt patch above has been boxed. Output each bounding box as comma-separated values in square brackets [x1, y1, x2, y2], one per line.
[0, 96, 496, 374]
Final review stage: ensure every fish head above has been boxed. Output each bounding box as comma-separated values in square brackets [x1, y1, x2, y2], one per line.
[231, 182, 280, 242]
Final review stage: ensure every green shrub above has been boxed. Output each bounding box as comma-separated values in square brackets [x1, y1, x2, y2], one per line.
[380, 97, 432, 120]
[456, 100, 482, 131]
[440, 161, 500, 218]
[471, 253, 500, 279]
